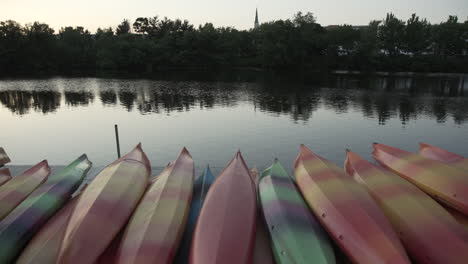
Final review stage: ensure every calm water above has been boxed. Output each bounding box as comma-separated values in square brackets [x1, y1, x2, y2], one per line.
[1, 73, 467, 174]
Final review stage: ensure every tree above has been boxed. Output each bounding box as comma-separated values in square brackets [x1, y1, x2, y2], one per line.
[433, 16, 465, 56]
[379, 13, 405, 55]
[116, 19, 131, 35]
[404, 14, 431, 55]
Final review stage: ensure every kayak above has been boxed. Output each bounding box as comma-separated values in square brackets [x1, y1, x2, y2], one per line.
[16, 191, 84, 264]
[259, 160, 335, 264]
[174, 165, 215, 264]
[0, 154, 91, 263]
[115, 147, 194, 264]
[190, 152, 257, 264]
[444, 205, 468, 233]
[419, 142, 468, 171]
[0, 160, 50, 220]
[345, 150, 468, 263]
[57, 144, 150, 264]
[373, 143, 468, 215]
[97, 166, 168, 264]
[253, 215, 276, 264]
[0, 168, 12, 186]
[0, 147, 10, 166]
[294, 145, 410, 264]
[251, 167, 275, 264]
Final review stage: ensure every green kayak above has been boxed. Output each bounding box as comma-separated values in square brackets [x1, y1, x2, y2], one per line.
[258, 160, 335, 264]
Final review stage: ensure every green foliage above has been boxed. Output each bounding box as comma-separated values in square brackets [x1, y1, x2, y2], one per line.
[379, 13, 406, 55]
[0, 12, 467, 75]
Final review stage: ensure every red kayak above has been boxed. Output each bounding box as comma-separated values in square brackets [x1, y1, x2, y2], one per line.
[190, 152, 257, 264]
[419, 142, 468, 171]
[294, 145, 410, 264]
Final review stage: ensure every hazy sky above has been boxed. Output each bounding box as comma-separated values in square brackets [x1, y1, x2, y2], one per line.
[2, 0, 468, 32]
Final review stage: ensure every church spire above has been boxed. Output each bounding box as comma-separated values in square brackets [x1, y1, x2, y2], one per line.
[254, 8, 259, 29]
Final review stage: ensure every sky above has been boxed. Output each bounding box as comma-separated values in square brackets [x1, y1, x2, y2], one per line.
[1, 0, 468, 32]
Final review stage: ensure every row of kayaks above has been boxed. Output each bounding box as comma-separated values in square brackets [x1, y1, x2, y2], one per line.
[0, 143, 467, 263]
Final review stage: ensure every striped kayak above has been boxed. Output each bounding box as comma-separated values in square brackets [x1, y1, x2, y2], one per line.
[0, 154, 91, 263]
[16, 190, 84, 264]
[373, 143, 468, 215]
[190, 152, 257, 264]
[345, 150, 468, 263]
[174, 165, 215, 264]
[0, 160, 50, 220]
[251, 167, 275, 264]
[97, 167, 166, 264]
[115, 147, 194, 264]
[0, 168, 12, 186]
[294, 145, 410, 264]
[0, 147, 10, 166]
[57, 144, 150, 264]
[419, 142, 468, 171]
[259, 160, 335, 264]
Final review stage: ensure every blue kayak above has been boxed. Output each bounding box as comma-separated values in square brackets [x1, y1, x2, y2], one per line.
[174, 165, 216, 264]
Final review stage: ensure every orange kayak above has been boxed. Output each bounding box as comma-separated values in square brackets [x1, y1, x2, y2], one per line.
[346, 150, 468, 263]
[0, 148, 10, 166]
[373, 143, 468, 216]
[115, 148, 194, 264]
[190, 152, 257, 264]
[0, 168, 11, 186]
[57, 144, 150, 263]
[0, 160, 50, 220]
[419, 142, 468, 171]
[294, 145, 410, 264]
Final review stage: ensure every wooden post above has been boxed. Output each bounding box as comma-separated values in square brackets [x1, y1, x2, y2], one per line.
[115, 124, 121, 158]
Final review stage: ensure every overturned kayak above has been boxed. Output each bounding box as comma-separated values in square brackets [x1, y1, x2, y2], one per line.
[0, 168, 12, 186]
[0, 154, 91, 263]
[259, 160, 335, 264]
[0, 160, 50, 220]
[419, 142, 468, 171]
[251, 167, 275, 264]
[16, 190, 84, 264]
[346, 150, 468, 263]
[0, 148, 10, 166]
[190, 152, 257, 264]
[57, 144, 150, 264]
[373, 143, 468, 215]
[115, 147, 194, 264]
[174, 165, 215, 264]
[294, 145, 410, 264]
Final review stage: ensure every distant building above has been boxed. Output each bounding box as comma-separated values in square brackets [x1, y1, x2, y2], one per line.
[254, 8, 259, 29]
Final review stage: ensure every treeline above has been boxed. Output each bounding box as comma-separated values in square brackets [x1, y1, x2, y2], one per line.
[0, 12, 467, 75]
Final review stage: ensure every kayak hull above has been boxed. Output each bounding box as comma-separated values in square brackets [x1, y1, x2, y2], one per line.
[294, 145, 410, 264]
[373, 143, 468, 216]
[57, 144, 150, 264]
[259, 161, 335, 264]
[115, 148, 194, 264]
[174, 165, 215, 264]
[0, 148, 10, 166]
[0, 168, 12, 186]
[190, 152, 257, 264]
[346, 150, 468, 263]
[419, 142, 468, 171]
[0, 155, 91, 263]
[0, 160, 50, 220]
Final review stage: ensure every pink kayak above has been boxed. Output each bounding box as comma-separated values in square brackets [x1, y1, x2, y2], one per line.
[57, 144, 150, 263]
[373, 143, 468, 216]
[419, 142, 468, 171]
[294, 145, 410, 264]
